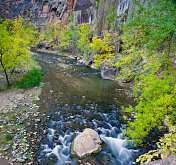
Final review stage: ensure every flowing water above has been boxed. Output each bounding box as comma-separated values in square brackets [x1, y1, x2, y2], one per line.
[33, 51, 138, 165]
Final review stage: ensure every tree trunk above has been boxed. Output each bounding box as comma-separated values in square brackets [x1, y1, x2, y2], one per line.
[4, 69, 10, 86]
[0, 54, 10, 86]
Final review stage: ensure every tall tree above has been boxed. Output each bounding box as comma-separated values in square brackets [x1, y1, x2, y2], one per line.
[0, 17, 32, 86]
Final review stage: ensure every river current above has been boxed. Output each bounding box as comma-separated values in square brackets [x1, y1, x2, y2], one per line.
[33, 51, 138, 165]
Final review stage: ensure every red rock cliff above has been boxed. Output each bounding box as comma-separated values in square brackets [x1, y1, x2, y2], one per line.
[0, 0, 96, 26]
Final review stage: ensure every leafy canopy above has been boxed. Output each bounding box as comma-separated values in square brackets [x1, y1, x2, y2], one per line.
[0, 16, 37, 86]
[115, 0, 176, 147]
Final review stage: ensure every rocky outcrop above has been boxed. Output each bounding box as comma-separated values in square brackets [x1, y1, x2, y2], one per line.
[71, 128, 102, 158]
[101, 65, 120, 80]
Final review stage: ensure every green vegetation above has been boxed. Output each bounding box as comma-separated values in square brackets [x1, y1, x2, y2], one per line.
[16, 67, 43, 89]
[116, 0, 176, 144]
[90, 32, 117, 67]
[107, 4, 117, 31]
[59, 24, 74, 51]
[39, 22, 62, 49]
[113, 0, 176, 163]
[136, 117, 176, 163]
[76, 23, 91, 59]
[39, 21, 92, 59]
[0, 16, 41, 89]
[4, 134, 14, 141]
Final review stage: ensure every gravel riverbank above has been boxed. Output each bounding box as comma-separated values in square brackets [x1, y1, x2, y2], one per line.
[0, 86, 49, 165]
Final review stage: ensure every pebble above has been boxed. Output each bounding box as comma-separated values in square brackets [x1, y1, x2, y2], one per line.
[77, 160, 82, 163]
[23, 156, 28, 160]
[35, 118, 41, 122]
[33, 132, 37, 135]
[43, 130, 48, 135]
[16, 158, 25, 163]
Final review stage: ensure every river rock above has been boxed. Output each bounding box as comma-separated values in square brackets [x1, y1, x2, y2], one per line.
[145, 156, 176, 165]
[101, 65, 120, 80]
[71, 128, 102, 158]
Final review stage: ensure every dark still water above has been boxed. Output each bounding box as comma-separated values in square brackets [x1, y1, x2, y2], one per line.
[33, 51, 138, 165]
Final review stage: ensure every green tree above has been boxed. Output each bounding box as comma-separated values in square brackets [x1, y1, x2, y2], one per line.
[0, 17, 33, 86]
[39, 22, 62, 49]
[76, 23, 91, 59]
[115, 0, 176, 147]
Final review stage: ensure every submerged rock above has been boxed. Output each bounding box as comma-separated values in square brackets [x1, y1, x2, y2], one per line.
[71, 128, 102, 158]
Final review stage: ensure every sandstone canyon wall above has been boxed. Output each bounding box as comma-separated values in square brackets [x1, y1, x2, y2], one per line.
[0, 0, 148, 32]
[0, 0, 97, 26]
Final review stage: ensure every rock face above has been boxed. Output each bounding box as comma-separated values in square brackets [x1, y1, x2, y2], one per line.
[0, 0, 152, 30]
[0, 0, 96, 26]
[0, 0, 73, 25]
[145, 156, 176, 165]
[71, 128, 102, 158]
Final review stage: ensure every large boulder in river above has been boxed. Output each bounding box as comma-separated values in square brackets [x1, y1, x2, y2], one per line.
[71, 128, 102, 158]
[101, 65, 120, 80]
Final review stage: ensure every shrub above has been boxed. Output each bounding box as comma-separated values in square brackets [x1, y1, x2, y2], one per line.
[16, 67, 43, 89]
[4, 134, 14, 141]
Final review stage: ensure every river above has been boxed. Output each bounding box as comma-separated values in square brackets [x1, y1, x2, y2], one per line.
[33, 51, 138, 165]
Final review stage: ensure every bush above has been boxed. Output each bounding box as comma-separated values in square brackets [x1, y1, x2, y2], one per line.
[16, 67, 43, 89]
[4, 134, 14, 141]
[90, 32, 118, 67]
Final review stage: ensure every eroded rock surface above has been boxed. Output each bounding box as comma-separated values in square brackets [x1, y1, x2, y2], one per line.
[0, 0, 96, 26]
[145, 156, 176, 165]
[71, 128, 102, 158]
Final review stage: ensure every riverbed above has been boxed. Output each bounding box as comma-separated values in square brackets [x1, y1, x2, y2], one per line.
[33, 51, 138, 165]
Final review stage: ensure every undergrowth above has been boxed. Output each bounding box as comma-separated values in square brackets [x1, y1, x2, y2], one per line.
[16, 67, 43, 89]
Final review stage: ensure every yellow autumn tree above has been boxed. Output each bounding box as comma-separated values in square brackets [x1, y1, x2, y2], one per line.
[90, 32, 116, 67]
[0, 17, 33, 86]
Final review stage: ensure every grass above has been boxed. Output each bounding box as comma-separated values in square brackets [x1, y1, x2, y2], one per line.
[16, 67, 43, 89]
